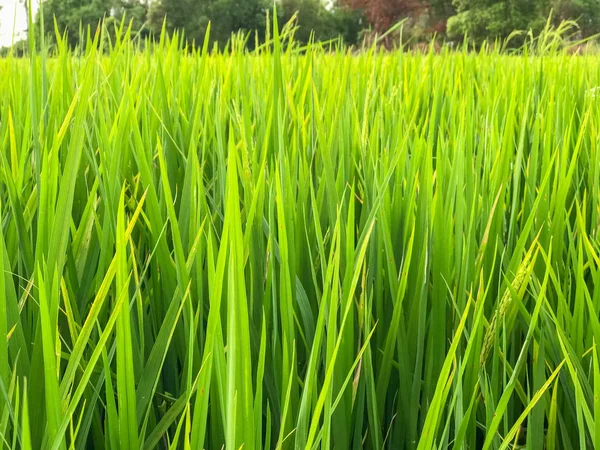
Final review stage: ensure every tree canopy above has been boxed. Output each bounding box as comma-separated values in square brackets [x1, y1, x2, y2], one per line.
[24, 0, 600, 50]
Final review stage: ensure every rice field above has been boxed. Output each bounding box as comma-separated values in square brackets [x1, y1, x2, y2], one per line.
[0, 22, 599, 450]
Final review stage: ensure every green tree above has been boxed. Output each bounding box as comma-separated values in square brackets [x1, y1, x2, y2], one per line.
[447, 0, 543, 42]
[206, 0, 270, 47]
[281, 0, 329, 43]
[37, 0, 149, 48]
[38, 0, 115, 47]
[447, 0, 600, 42]
[147, 0, 363, 49]
[329, 3, 364, 45]
[280, 0, 363, 45]
[551, 0, 600, 36]
[148, 0, 208, 44]
[148, 0, 270, 48]
[113, 0, 150, 37]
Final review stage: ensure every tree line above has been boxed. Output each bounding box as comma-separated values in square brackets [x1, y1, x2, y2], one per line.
[6, 0, 600, 51]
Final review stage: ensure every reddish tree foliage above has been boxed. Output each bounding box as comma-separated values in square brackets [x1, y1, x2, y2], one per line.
[341, 0, 425, 32]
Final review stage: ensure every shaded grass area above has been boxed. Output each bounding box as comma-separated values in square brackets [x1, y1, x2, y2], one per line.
[0, 21, 600, 450]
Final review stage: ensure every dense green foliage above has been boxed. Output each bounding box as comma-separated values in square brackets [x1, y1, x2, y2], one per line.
[38, 0, 149, 47]
[447, 0, 600, 42]
[147, 0, 270, 48]
[447, 0, 544, 41]
[23, 0, 600, 50]
[146, 0, 364, 47]
[280, 0, 363, 44]
[2, 22, 600, 450]
[33, 0, 364, 49]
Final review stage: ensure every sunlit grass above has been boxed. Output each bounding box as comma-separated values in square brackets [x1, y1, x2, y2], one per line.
[0, 18, 599, 450]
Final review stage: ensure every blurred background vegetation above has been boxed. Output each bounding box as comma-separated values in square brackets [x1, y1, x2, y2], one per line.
[2, 0, 600, 53]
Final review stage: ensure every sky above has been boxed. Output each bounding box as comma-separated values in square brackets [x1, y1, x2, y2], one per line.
[0, 0, 32, 47]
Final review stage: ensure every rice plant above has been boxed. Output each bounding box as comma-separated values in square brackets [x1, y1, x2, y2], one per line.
[0, 17, 599, 450]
